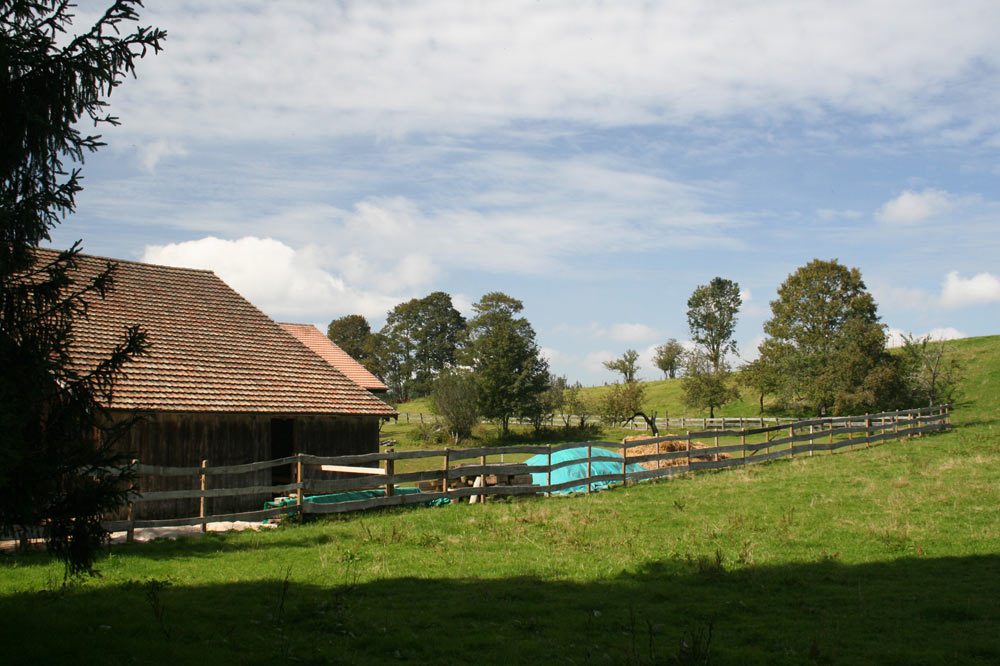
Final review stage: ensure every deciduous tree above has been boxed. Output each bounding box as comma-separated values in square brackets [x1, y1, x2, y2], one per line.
[681, 350, 739, 418]
[1, 1, 164, 575]
[372, 292, 465, 401]
[687, 277, 741, 372]
[900, 334, 962, 407]
[603, 348, 640, 383]
[326, 314, 373, 364]
[463, 292, 549, 438]
[430, 369, 479, 443]
[653, 339, 685, 379]
[759, 259, 905, 415]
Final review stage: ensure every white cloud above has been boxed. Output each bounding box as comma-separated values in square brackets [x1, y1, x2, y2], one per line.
[886, 327, 966, 347]
[876, 188, 952, 224]
[584, 350, 617, 375]
[139, 139, 187, 172]
[540, 347, 574, 366]
[817, 208, 863, 221]
[941, 270, 1000, 307]
[113, 2, 1000, 143]
[142, 236, 399, 321]
[606, 323, 659, 342]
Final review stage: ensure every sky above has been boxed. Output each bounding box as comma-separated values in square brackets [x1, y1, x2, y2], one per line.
[50, 0, 1000, 386]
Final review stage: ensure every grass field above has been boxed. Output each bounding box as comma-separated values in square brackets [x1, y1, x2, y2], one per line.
[2, 336, 998, 664]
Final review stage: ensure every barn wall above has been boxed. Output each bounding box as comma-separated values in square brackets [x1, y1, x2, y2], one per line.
[116, 411, 381, 520]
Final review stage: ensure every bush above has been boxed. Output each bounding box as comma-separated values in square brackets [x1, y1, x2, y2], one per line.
[430, 369, 479, 442]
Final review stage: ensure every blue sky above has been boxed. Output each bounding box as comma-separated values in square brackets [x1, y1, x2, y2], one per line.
[51, 1, 1000, 385]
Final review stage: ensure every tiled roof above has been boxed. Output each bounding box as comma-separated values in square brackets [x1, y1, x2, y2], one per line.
[279, 323, 388, 393]
[35, 249, 396, 416]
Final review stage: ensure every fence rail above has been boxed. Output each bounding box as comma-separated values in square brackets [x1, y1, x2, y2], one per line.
[2, 406, 950, 542]
[396, 412, 802, 430]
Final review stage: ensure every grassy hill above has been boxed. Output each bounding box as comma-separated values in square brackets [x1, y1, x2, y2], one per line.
[2, 335, 998, 664]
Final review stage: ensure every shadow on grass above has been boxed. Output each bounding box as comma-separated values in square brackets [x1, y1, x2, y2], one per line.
[2, 554, 997, 665]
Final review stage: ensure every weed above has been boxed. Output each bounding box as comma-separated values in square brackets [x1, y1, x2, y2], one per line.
[415, 533, 443, 548]
[688, 549, 725, 579]
[142, 578, 172, 640]
[736, 540, 755, 567]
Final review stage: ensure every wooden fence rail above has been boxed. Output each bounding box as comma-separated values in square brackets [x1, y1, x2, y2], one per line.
[398, 412, 802, 430]
[2, 406, 950, 542]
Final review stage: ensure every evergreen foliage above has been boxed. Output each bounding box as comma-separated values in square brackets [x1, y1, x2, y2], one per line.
[1, 1, 164, 575]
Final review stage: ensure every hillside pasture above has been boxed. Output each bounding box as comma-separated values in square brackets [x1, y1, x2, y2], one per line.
[1, 335, 998, 665]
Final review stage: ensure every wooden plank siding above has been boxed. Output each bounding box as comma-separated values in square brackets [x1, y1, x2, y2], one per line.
[116, 411, 381, 519]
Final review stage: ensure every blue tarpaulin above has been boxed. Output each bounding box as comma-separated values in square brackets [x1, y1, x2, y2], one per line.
[525, 446, 646, 495]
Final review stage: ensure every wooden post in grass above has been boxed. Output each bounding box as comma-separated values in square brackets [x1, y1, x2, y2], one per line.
[587, 443, 593, 494]
[789, 425, 794, 459]
[686, 431, 692, 471]
[622, 443, 628, 487]
[740, 428, 746, 466]
[385, 448, 395, 498]
[809, 424, 814, 456]
[714, 432, 719, 462]
[546, 445, 552, 497]
[296, 455, 304, 511]
[829, 420, 834, 454]
[480, 453, 487, 504]
[442, 448, 450, 493]
[127, 458, 137, 543]
[200, 459, 208, 533]
[865, 414, 871, 448]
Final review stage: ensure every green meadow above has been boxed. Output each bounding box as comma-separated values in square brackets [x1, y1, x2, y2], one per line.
[2, 336, 998, 665]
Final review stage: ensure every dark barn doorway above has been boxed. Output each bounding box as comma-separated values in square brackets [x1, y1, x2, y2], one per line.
[270, 418, 295, 486]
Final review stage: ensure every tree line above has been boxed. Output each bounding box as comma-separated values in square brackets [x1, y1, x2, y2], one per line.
[328, 291, 550, 440]
[604, 260, 960, 421]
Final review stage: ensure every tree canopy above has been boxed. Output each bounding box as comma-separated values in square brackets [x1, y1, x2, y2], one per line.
[1, 1, 164, 575]
[603, 348, 640, 383]
[326, 314, 373, 365]
[653, 339, 685, 379]
[463, 292, 549, 438]
[687, 277, 741, 372]
[759, 259, 904, 415]
[371, 291, 465, 401]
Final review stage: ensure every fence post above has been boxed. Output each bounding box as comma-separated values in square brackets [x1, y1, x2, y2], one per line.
[714, 432, 720, 462]
[296, 455, 304, 512]
[622, 442, 628, 487]
[789, 425, 794, 459]
[587, 443, 593, 494]
[200, 459, 207, 533]
[127, 458, 137, 543]
[442, 448, 450, 493]
[740, 418, 747, 465]
[686, 431, 692, 471]
[829, 419, 834, 453]
[546, 444, 552, 498]
[865, 413, 871, 448]
[809, 424, 814, 456]
[480, 453, 487, 504]
[385, 448, 395, 498]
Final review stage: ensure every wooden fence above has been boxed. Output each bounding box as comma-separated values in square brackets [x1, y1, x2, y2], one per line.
[397, 412, 800, 430]
[2, 406, 951, 541]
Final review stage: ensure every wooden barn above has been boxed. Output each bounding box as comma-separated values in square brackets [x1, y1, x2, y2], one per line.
[50, 250, 397, 519]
